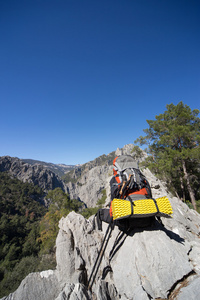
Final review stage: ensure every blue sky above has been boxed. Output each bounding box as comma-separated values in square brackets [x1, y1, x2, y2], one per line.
[0, 0, 199, 165]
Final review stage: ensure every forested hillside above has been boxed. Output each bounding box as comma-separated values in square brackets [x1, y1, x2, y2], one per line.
[0, 173, 81, 297]
[0, 173, 47, 296]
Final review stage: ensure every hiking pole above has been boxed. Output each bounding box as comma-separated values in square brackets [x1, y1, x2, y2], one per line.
[87, 221, 113, 290]
[89, 224, 112, 289]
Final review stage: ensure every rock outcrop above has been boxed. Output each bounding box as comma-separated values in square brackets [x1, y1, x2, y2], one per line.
[55, 196, 200, 300]
[65, 164, 111, 207]
[2, 175, 200, 299]
[63, 151, 116, 207]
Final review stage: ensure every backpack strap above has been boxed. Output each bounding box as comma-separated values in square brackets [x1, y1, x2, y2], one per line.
[152, 198, 160, 214]
[127, 196, 134, 215]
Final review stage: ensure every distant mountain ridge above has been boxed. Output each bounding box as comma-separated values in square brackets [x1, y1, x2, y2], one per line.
[0, 156, 65, 196]
[21, 158, 76, 178]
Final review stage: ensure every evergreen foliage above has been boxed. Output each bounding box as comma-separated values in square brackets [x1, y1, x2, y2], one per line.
[131, 145, 145, 161]
[0, 172, 46, 297]
[38, 187, 82, 254]
[135, 102, 200, 210]
[0, 174, 81, 297]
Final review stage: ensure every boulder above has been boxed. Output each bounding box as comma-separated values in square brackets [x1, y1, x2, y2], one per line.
[2, 270, 60, 300]
[54, 202, 200, 299]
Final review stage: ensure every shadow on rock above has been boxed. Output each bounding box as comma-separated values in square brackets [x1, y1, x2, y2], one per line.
[101, 218, 185, 280]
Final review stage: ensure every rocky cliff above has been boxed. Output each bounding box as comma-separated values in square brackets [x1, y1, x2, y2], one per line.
[64, 144, 149, 208]
[0, 156, 65, 194]
[63, 151, 116, 207]
[2, 150, 200, 300]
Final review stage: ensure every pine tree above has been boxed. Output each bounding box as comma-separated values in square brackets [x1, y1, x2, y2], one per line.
[135, 102, 200, 210]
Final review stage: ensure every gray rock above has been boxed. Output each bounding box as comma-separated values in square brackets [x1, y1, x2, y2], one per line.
[111, 229, 192, 299]
[115, 144, 135, 156]
[55, 283, 91, 300]
[65, 165, 111, 207]
[97, 280, 120, 300]
[188, 241, 200, 274]
[56, 227, 75, 286]
[176, 276, 200, 300]
[55, 202, 200, 299]
[2, 270, 60, 300]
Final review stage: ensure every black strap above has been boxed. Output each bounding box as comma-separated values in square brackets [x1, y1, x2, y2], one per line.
[95, 210, 102, 231]
[152, 198, 159, 214]
[127, 196, 134, 216]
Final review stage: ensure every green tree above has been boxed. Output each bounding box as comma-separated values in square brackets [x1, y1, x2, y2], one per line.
[38, 188, 81, 253]
[135, 102, 200, 210]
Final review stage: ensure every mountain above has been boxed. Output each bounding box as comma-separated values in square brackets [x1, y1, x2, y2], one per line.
[0, 156, 65, 198]
[21, 159, 76, 178]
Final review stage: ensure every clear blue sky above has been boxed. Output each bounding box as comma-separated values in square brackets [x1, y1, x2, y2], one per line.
[0, 0, 199, 165]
